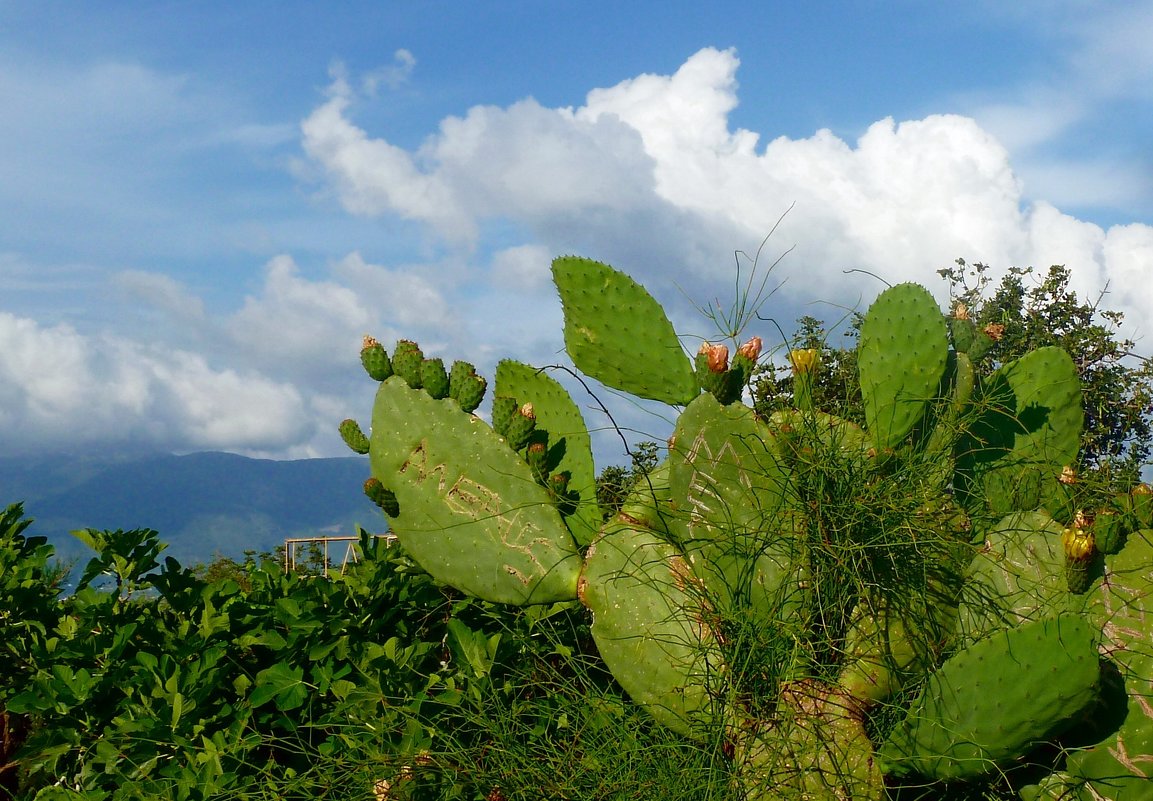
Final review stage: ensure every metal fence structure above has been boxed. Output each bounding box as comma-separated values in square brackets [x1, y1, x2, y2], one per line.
[282, 534, 395, 577]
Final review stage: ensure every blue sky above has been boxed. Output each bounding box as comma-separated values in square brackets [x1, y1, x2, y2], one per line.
[2, 1, 1152, 462]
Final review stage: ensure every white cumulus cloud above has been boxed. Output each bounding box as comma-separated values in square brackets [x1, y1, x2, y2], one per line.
[0, 312, 313, 455]
[300, 45, 1153, 327]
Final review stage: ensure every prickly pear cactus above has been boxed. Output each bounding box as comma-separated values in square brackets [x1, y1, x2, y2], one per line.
[667, 394, 802, 619]
[957, 510, 1073, 644]
[344, 254, 1153, 800]
[495, 359, 602, 546]
[957, 347, 1082, 519]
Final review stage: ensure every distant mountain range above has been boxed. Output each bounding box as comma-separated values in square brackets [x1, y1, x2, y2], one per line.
[1, 449, 384, 570]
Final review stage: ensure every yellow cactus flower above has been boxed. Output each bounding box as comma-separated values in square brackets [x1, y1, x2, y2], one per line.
[1062, 525, 1096, 562]
[788, 348, 820, 375]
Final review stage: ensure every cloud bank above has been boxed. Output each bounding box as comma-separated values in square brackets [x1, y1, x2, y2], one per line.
[4, 47, 1152, 459]
[302, 47, 1153, 315]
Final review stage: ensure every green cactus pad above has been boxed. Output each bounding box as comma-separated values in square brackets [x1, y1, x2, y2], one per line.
[765, 409, 874, 482]
[735, 682, 884, 801]
[838, 583, 958, 708]
[495, 360, 602, 546]
[369, 377, 580, 605]
[552, 256, 698, 406]
[958, 346, 1082, 518]
[957, 510, 1075, 645]
[857, 283, 949, 452]
[1066, 529, 1153, 799]
[879, 614, 1101, 782]
[667, 393, 801, 618]
[579, 521, 721, 737]
[615, 458, 674, 537]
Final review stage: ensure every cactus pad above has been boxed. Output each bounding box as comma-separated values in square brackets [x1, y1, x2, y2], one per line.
[879, 614, 1101, 781]
[958, 346, 1082, 518]
[578, 521, 720, 737]
[552, 256, 698, 405]
[735, 682, 884, 801]
[1066, 529, 1153, 799]
[857, 283, 949, 451]
[369, 377, 581, 604]
[495, 360, 602, 546]
[957, 511, 1077, 645]
[667, 393, 801, 617]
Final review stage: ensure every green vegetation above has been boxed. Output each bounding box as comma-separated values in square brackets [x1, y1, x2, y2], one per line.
[346, 255, 1153, 799]
[3, 510, 725, 799]
[3, 255, 1152, 799]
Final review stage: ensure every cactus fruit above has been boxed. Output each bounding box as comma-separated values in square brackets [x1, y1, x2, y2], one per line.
[360, 335, 393, 381]
[490, 396, 518, 438]
[1063, 518, 1098, 594]
[525, 439, 549, 484]
[390, 339, 424, 389]
[503, 403, 536, 451]
[879, 614, 1102, 781]
[420, 358, 450, 400]
[949, 304, 999, 361]
[448, 360, 487, 412]
[339, 418, 370, 454]
[694, 342, 730, 400]
[950, 303, 975, 353]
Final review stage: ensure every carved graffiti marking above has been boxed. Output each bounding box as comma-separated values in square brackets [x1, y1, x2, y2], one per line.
[683, 431, 755, 531]
[397, 439, 558, 581]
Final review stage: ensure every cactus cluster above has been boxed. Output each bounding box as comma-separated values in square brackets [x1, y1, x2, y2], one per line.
[343, 256, 1153, 798]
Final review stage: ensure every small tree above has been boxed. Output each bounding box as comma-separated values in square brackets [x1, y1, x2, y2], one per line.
[595, 441, 660, 521]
